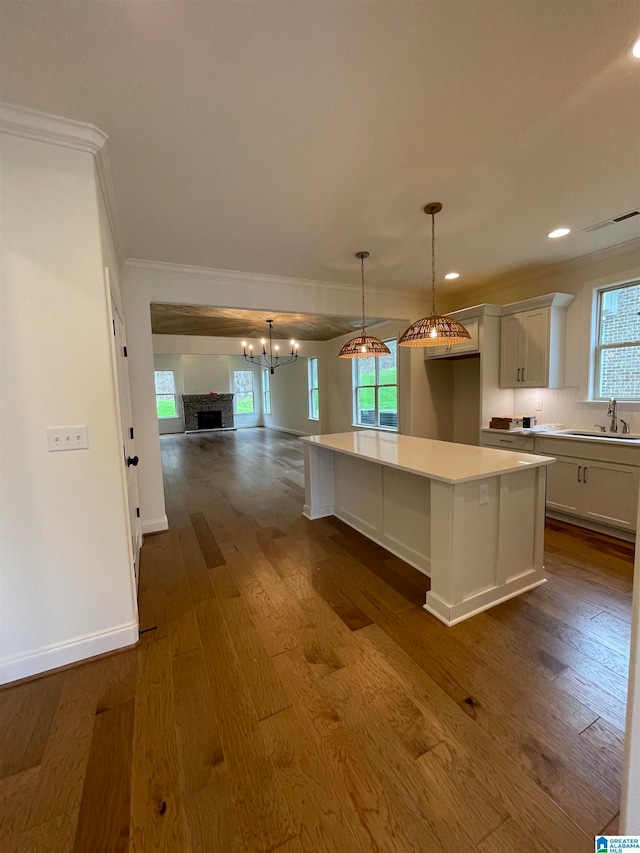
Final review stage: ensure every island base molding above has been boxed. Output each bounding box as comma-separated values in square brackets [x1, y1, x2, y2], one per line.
[424, 575, 547, 627]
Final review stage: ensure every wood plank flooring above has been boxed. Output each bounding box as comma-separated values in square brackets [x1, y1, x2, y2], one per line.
[0, 427, 634, 852]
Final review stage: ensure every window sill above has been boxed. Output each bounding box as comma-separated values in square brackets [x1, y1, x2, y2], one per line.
[352, 423, 398, 433]
[308, 417, 319, 422]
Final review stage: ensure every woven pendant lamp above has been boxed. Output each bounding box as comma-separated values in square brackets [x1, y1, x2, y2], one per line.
[339, 252, 391, 358]
[399, 203, 470, 347]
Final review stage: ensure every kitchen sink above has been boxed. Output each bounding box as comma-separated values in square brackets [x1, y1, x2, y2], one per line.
[560, 431, 640, 441]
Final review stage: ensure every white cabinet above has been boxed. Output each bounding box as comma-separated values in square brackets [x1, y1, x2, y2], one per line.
[499, 293, 573, 388]
[546, 454, 639, 532]
[424, 317, 479, 359]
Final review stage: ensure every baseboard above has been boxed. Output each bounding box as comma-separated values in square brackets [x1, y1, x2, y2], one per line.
[142, 515, 169, 534]
[546, 510, 635, 543]
[264, 424, 309, 437]
[0, 621, 139, 685]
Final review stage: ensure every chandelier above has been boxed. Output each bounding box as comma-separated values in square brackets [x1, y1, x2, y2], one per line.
[242, 319, 299, 374]
[399, 203, 470, 347]
[339, 252, 391, 358]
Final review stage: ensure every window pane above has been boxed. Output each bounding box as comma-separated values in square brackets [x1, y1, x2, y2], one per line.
[234, 370, 254, 393]
[154, 370, 176, 394]
[599, 283, 640, 346]
[356, 356, 376, 386]
[264, 391, 271, 414]
[311, 388, 319, 419]
[236, 391, 254, 413]
[598, 345, 640, 399]
[156, 395, 177, 418]
[379, 385, 398, 429]
[310, 358, 318, 388]
[378, 340, 397, 385]
[357, 386, 375, 425]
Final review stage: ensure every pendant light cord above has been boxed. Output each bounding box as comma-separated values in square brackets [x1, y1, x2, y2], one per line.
[431, 210, 437, 316]
[361, 254, 366, 338]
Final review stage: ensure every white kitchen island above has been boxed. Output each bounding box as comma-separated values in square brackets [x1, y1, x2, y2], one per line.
[301, 431, 555, 626]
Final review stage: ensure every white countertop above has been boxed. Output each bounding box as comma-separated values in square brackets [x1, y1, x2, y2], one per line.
[301, 431, 555, 484]
[482, 427, 640, 447]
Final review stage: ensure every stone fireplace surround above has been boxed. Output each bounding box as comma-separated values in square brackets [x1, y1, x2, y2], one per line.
[182, 394, 235, 431]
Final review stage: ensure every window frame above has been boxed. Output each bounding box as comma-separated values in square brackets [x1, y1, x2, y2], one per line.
[308, 357, 319, 420]
[592, 280, 640, 402]
[262, 368, 271, 415]
[154, 369, 178, 420]
[353, 339, 398, 431]
[233, 369, 256, 415]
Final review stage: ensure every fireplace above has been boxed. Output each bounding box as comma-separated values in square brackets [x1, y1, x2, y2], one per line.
[197, 410, 222, 430]
[182, 394, 235, 431]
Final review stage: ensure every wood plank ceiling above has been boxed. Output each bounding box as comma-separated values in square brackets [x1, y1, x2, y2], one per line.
[150, 303, 389, 341]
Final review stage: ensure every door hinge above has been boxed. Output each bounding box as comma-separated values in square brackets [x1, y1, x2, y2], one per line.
[136, 507, 140, 518]
[112, 319, 116, 335]
[123, 346, 128, 357]
[130, 426, 134, 439]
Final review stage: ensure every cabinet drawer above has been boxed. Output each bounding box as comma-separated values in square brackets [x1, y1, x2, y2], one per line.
[481, 432, 535, 452]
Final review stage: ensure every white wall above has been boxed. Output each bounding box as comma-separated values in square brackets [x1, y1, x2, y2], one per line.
[264, 356, 324, 437]
[622, 505, 640, 832]
[449, 240, 640, 431]
[0, 129, 137, 683]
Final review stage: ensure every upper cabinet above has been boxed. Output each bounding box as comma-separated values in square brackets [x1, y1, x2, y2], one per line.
[423, 317, 479, 359]
[499, 293, 574, 389]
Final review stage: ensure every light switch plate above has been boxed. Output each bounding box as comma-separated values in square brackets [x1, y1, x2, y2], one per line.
[47, 426, 89, 452]
[479, 484, 489, 505]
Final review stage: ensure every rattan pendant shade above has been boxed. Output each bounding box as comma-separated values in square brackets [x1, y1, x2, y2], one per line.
[339, 253, 391, 359]
[399, 203, 470, 348]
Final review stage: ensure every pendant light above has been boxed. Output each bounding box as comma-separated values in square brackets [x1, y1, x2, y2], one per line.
[399, 203, 470, 347]
[242, 319, 299, 374]
[339, 252, 391, 358]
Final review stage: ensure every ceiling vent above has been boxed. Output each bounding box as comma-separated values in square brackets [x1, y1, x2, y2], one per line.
[584, 209, 640, 232]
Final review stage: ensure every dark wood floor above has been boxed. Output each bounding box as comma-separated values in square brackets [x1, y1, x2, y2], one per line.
[0, 428, 634, 852]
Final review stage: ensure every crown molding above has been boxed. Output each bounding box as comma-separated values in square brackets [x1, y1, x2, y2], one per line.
[0, 101, 107, 154]
[1, 102, 125, 265]
[123, 257, 422, 300]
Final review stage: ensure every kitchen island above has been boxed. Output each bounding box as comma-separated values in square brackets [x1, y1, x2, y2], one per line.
[301, 431, 555, 626]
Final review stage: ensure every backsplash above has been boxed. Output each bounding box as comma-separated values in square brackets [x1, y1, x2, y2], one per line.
[513, 386, 640, 433]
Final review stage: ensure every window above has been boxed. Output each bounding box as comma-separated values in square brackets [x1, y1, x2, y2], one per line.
[234, 370, 255, 413]
[154, 370, 177, 418]
[263, 369, 271, 414]
[308, 357, 319, 419]
[354, 339, 398, 429]
[594, 281, 640, 400]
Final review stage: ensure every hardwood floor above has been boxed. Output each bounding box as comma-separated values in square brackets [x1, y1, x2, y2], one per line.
[0, 427, 634, 852]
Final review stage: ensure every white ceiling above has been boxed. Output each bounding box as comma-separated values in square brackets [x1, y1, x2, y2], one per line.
[1, 0, 639, 294]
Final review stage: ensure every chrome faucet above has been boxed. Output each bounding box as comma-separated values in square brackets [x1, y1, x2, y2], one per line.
[607, 398, 618, 433]
[620, 419, 631, 435]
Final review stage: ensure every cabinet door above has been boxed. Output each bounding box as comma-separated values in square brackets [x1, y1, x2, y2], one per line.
[546, 457, 582, 515]
[521, 308, 549, 387]
[582, 461, 639, 531]
[500, 313, 522, 387]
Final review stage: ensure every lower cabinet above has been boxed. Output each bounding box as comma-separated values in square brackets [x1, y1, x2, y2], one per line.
[546, 455, 639, 532]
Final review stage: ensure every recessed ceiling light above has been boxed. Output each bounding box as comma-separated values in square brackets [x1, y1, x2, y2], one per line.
[444, 272, 460, 280]
[547, 227, 571, 239]
[632, 37, 640, 59]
